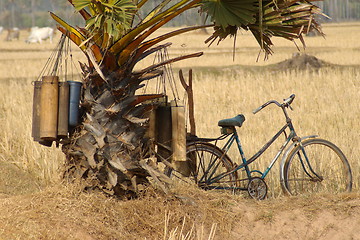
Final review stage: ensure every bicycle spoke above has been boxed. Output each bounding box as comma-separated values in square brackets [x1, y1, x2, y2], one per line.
[195, 148, 206, 183]
[185, 143, 237, 191]
[206, 156, 224, 183]
[195, 145, 226, 185]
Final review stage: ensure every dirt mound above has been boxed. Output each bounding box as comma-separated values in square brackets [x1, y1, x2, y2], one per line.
[275, 53, 328, 71]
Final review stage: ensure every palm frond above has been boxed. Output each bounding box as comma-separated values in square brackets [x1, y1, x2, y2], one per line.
[112, 1, 201, 64]
[252, 0, 325, 56]
[68, 0, 92, 20]
[133, 52, 203, 76]
[201, 0, 258, 28]
[130, 25, 212, 69]
[50, 12, 86, 42]
[110, 0, 201, 55]
[140, 0, 173, 25]
[137, 0, 149, 8]
[72, 0, 137, 48]
[203, 0, 326, 57]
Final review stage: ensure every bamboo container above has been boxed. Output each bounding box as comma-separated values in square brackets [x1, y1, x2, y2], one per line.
[39, 76, 59, 141]
[155, 105, 172, 162]
[31, 81, 42, 142]
[145, 109, 156, 140]
[170, 100, 190, 177]
[170, 100, 186, 162]
[57, 81, 69, 138]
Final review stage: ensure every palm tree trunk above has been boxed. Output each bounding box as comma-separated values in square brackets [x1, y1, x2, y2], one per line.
[61, 64, 165, 197]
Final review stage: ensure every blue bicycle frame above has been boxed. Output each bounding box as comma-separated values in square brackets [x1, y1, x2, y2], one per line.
[215, 122, 296, 185]
[185, 94, 342, 196]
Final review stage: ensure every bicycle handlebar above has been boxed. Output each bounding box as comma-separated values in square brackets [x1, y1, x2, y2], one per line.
[253, 94, 295, 114]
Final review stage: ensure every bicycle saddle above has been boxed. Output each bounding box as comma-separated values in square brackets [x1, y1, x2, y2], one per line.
[218, 114, 245, 127]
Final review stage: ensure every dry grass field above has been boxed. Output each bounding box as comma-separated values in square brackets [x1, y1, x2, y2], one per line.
[0, 22, 360, 239]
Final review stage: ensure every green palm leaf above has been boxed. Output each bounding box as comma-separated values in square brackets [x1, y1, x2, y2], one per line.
[73, 0, 137, 48]
[72, 0, 91, 10]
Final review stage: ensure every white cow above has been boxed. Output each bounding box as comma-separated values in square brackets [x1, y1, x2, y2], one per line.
[0, 26, 3, 35]
[26, 27, 54, 44]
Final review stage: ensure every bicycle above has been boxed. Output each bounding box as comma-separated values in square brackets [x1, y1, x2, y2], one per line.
[167, 94, 353, 200]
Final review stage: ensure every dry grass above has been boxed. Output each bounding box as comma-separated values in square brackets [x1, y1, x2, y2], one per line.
[1, 182, 360, 239]
[0, 183, 245, 239]
[190, 67, 360, 197]
[0, 80, 64, 187]
[0, 22, 359, 239]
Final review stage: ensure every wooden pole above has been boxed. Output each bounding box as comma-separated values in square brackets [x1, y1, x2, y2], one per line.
[179, 69, 196, 136]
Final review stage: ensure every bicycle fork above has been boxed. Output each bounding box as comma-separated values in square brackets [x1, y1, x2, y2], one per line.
[296, 141, 324, 182]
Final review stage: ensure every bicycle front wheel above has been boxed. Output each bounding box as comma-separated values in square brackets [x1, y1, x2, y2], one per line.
[283, 138, 352, 195]
[187, 142, 238, 191]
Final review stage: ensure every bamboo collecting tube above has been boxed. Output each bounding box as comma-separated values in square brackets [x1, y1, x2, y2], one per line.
[145, 109, 156, 140]
[155, 104, 172, 162]
[39, 76, 59, 141]
[171, 100, 186, 162]
[31, 81, 42, 142]
[170, 100, 189, 177]
[57, 81, 69, 138]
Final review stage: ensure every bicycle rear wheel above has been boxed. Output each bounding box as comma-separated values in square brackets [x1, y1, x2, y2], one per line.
[189, 142, 238, 190]
[283, 138, 352, 195]
[166, 142, 238, 191]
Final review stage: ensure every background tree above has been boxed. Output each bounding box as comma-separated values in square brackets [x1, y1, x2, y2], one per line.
[49, 0, 326, 197]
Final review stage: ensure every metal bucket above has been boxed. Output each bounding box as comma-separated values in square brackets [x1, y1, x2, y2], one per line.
[68, 80, 82, 127]
[57, 81, 69, 138]
[39, 76, 59, 141]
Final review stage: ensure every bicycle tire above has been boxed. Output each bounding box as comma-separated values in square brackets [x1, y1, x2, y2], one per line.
[283, 138, 352, 195]
[166, 142, 238, 191]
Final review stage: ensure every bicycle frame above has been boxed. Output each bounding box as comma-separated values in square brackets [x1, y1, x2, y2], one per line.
[189, 94, 328, 192]
[208, 121, 297, 187]
[202, 95, 304, 188]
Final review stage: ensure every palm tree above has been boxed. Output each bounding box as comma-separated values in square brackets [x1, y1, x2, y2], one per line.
[50, 0, 325, 198]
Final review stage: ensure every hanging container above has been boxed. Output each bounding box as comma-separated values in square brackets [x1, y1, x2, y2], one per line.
[31, 81, 42, 142]
[170, 100, 186, 162]
[170, 100, 189, 176]
[32, 81, 53, 147]
[39, 76, 59, 141]
[68, 80, 82, 127]
[57, 81, 69, 137]
[155, 104, 172, 162]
